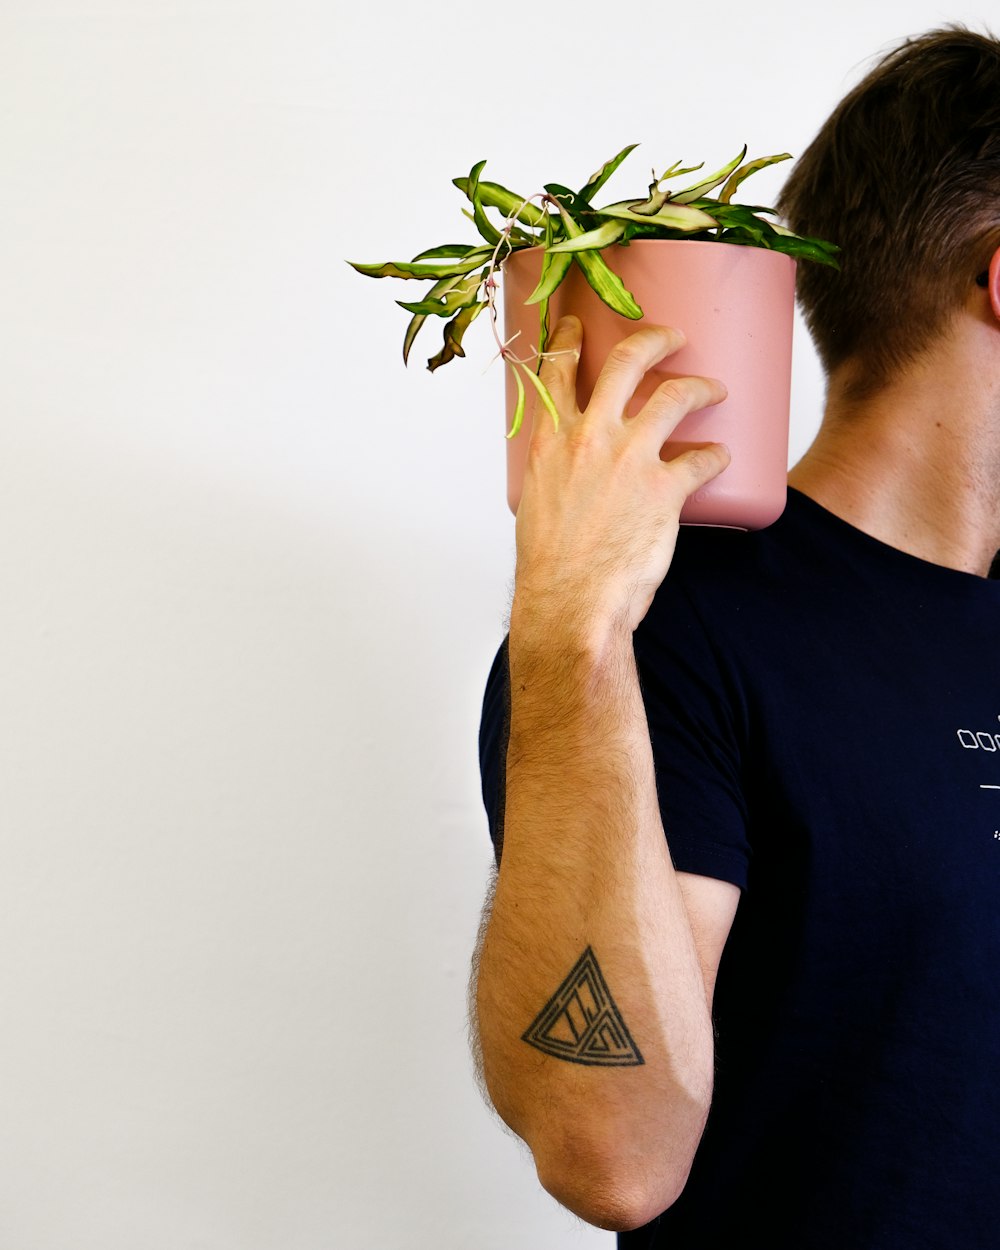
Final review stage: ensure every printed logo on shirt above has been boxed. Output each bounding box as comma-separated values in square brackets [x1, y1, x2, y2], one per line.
[955, 715, 1000, 794]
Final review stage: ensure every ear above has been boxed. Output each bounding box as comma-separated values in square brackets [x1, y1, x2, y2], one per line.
[989, 246, 1000, 322]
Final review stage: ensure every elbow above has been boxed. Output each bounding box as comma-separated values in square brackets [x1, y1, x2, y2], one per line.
[530, 1099, 708, 1233]
[534, 1145, 695, 1232]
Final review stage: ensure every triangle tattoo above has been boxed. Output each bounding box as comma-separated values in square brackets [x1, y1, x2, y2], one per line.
[521, 946, 644, 1067]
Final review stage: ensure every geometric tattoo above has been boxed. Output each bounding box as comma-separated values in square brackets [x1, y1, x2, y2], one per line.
[521, 946, 644, 1067]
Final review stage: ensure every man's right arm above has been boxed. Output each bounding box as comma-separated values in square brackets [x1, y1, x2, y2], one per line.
[472, 317, 741, 1232]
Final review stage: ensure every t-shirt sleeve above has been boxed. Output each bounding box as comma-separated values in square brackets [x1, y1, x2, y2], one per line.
[478, 637, 509, 862]
[634, 576, 751, 891]
[479, 581, 751, 889]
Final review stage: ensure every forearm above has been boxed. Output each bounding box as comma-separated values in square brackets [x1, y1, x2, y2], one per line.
[475, 613, 715, 1229]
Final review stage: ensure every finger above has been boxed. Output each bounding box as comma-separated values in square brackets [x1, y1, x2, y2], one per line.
[632, 374, 729, 448]
[586, 324, 686, 420]
[528, 315, 582, 437]
[666, 442, 732, 501]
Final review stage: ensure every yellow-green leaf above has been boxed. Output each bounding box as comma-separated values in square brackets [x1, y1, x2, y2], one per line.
[506, 361, 527, 439]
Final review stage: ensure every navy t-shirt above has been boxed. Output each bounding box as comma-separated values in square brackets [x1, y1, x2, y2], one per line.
[478, 488, 1000, 1249]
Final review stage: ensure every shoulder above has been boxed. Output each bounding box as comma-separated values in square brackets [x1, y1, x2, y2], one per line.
[644, 496, 804, 636]
[633, 489, 843, 703]
[671, 489, 823, 586]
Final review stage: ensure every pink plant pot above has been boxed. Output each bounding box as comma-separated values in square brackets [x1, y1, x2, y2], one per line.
[501, 240, 796, 530]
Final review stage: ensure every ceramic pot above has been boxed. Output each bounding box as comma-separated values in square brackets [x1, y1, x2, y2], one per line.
[501, 240, 796, 530]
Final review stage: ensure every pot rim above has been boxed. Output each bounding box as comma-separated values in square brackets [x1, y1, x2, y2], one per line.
[500, 237, 796, 266]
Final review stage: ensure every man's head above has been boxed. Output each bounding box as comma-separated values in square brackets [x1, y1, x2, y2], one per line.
[777, 26, 1000, 402]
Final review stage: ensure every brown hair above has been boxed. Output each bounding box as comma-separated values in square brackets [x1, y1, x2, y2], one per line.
[777, 26, 1000, 400]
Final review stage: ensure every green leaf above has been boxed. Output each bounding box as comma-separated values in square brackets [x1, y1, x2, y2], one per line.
[537, 294, 551, 357]
[718, 153, 791, 204]
[767, 230, 841, 267]
[524, 248, 573, 304]
[397, 271, 484, 317]
[543, 183, 596, 224]
[551, 197, 642, 319]
[717, 225, 767, 249]
[573, 250, 643, 319]
[546, 219, 626, 254]
[535, 213, 557, 352]
[702, 202, 778, 242]
[671, 146, 748, 204]
[622, 186, 670, 216]
[520, 360, 561, 430]
[658, 160, 704, 181]
[348, 255, 488, 280]
[770, 222, 839, 249]
[410, 243, 490, 261]
[544, 182, 584, 205]
[619, 220, 675, 244]
[468, 160, 504, 247]
[402, 312, 426, 366]
[400, 270, 484, 365]
[577, 143, 639, 202]
[597, 200, 718, 232]
[686, 199, 779, 217]
[452, 176, 549, 228]
[517, 190, 572, 309]
[506, 362, 527, 439]
[619, 165, 704, 217]
[426, 300, 486, 372]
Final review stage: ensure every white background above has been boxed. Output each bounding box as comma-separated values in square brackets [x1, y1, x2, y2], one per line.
[1, 2, 993, 1246]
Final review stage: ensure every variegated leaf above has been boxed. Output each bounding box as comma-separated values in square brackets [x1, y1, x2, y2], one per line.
[577, 144, 639, 203]
[426, 301, 486, 372]
[452, 176, 549, 228]
[717, 153, 791, 204]
[349, 255, 488, 280]
[397, 271, 484, 317]
[546, 220, 626, 254]
[671, 147, 748, 204]
[597, 200, 718, 232]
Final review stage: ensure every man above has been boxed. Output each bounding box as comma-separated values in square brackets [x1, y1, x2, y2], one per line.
[473, 25, 1000, 1248]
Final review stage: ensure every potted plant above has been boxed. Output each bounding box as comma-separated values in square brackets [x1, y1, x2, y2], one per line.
[349, 144, 838, 529]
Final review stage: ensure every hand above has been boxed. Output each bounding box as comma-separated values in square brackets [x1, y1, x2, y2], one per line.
[512, 315, 730, 640]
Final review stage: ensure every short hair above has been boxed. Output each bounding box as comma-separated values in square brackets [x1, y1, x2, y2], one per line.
[777, 26, 1000, 400]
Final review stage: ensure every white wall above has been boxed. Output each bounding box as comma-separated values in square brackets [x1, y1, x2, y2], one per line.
[0, 2, 992, 1246]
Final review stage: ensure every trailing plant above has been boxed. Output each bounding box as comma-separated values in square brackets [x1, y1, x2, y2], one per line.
[348, 144, 839, 437]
